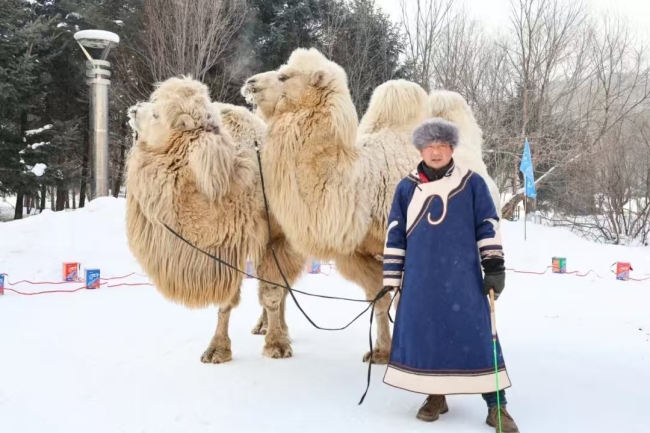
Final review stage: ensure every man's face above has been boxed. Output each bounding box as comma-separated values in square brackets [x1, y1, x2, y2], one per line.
[420, 141, 453, 169]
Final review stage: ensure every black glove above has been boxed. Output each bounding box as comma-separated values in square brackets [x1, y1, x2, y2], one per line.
[482, 257, 505, 299]
[482, 272, 505, 299]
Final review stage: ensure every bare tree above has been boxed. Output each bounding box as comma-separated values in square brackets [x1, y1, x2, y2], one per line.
[141, 0, 249, 83]
[399, 0, 456, 92]
[497, 0, 587, 217]
[547, 116, 650, 245]
[501, 14, 650, 227]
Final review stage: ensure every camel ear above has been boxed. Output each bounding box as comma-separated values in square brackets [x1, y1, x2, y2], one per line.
[310, 69, 329, 87]
[172, 113, 197, 130]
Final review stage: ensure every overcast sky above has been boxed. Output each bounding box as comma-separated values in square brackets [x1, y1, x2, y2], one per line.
[375, 0, 650, 43]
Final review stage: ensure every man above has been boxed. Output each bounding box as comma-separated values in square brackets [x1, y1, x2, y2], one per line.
[381, 118, 519, 432]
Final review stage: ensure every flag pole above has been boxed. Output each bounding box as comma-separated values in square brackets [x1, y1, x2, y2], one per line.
[524, 193, 527, 241]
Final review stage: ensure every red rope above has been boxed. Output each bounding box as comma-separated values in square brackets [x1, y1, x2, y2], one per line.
[106, 282, 153, 288]
[505, 266, 611, 279]
[1, 264, 648, 297]
[3, 282, 108, 295]
[101, 272, 148, 281]
[3, 271, 149, 286]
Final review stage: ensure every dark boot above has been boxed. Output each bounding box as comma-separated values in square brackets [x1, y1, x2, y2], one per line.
[486, 406, 519, 432]
[416, 395, 448, 422]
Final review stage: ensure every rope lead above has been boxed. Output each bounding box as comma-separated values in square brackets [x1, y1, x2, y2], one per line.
[157, 140, 395, 404]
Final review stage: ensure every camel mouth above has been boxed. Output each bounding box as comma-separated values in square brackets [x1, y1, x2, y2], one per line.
[241, 83, 257, 105]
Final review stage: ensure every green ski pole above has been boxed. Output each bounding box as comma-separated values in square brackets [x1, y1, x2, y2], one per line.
[490, 289, 502, 433]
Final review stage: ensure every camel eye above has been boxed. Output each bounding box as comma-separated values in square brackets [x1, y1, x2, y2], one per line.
[278, 74, 289, 82]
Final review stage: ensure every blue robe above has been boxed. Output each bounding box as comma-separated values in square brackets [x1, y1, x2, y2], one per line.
[382, 161, 511, 395]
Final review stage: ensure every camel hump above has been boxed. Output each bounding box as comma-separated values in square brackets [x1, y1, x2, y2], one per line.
[358, 79, 428, 135]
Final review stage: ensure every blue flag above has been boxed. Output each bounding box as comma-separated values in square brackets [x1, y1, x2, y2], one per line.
[519, 138, 536, 198]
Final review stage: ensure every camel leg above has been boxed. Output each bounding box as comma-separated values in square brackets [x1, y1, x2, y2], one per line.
[255, 235, 306, 358]
[199, 274, 242, 364]
[251, 289, 288, 335]
[200, 304, 236, 364]
[335, 252, 392, 364]
[251, 308, 267, 335]
[258, 282, 292, 358]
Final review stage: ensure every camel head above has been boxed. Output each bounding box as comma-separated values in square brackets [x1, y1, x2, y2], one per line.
[359, 79, 428, 135]
[150, 75, 220, 135]
[427, 90, 483, 154]
[275, 48, 351, 112]
[127, 101, 170, 149]
[241, 71, 282, 121]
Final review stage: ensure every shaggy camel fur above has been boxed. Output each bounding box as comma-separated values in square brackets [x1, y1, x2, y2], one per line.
[427, 90, 502, 216]
[211, 101, 306, 337]
[125, 76, 303, 364]
[242, 49, 430, 363]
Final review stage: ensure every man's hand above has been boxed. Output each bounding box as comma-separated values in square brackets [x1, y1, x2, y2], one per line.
[482, 272, 505, 299]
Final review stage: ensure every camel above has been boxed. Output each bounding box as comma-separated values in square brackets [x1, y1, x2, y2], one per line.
[427, 90, 502, 216]
[125, 76, 305, 364]
[242, 48, 430, 363]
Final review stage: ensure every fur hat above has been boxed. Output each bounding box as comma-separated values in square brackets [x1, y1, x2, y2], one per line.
[411, 118, 459, 150]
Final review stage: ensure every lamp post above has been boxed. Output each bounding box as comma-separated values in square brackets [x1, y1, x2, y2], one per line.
[73, 30, 119, 199]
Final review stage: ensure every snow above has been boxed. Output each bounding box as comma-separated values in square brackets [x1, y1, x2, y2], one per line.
[57, 22, 68, 28]
[30, 163, 46, 176]
[30, 141, 48, 149]
[25, 124, 52, 136]
[0, 197, 649, 432]
[74, 29, 120, 45]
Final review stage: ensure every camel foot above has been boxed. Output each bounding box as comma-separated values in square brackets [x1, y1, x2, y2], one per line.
[252, 320, 288, 336]
[251, 317, 267, 335]
[363, 348, 390, 364]
[200, 338, 232, 364]
[263, 333, 293, 359]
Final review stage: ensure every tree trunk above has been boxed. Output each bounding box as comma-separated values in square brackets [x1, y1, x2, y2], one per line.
[112, 141, 127, 198]
[65, 190, 70, 209]
[501, 192, 524, 220]
[40, 184, 46, 211]
[55, 186, 66, 211]
[72, 189, 77, 209]
[14, 191, 24, 220]
[79, 120, 90, 207]
[50, 187, 55, 211]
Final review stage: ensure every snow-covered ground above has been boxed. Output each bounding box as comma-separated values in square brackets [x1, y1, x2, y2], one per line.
[1, 197, 649, 432]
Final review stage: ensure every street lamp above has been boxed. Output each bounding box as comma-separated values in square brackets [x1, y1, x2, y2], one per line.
[73, 29, 120, 199]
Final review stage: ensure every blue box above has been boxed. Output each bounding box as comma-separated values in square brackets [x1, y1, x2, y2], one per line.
[307, 261, 321, 274]
[86, 269, 100, 289]
[0, 274, 4, 295]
